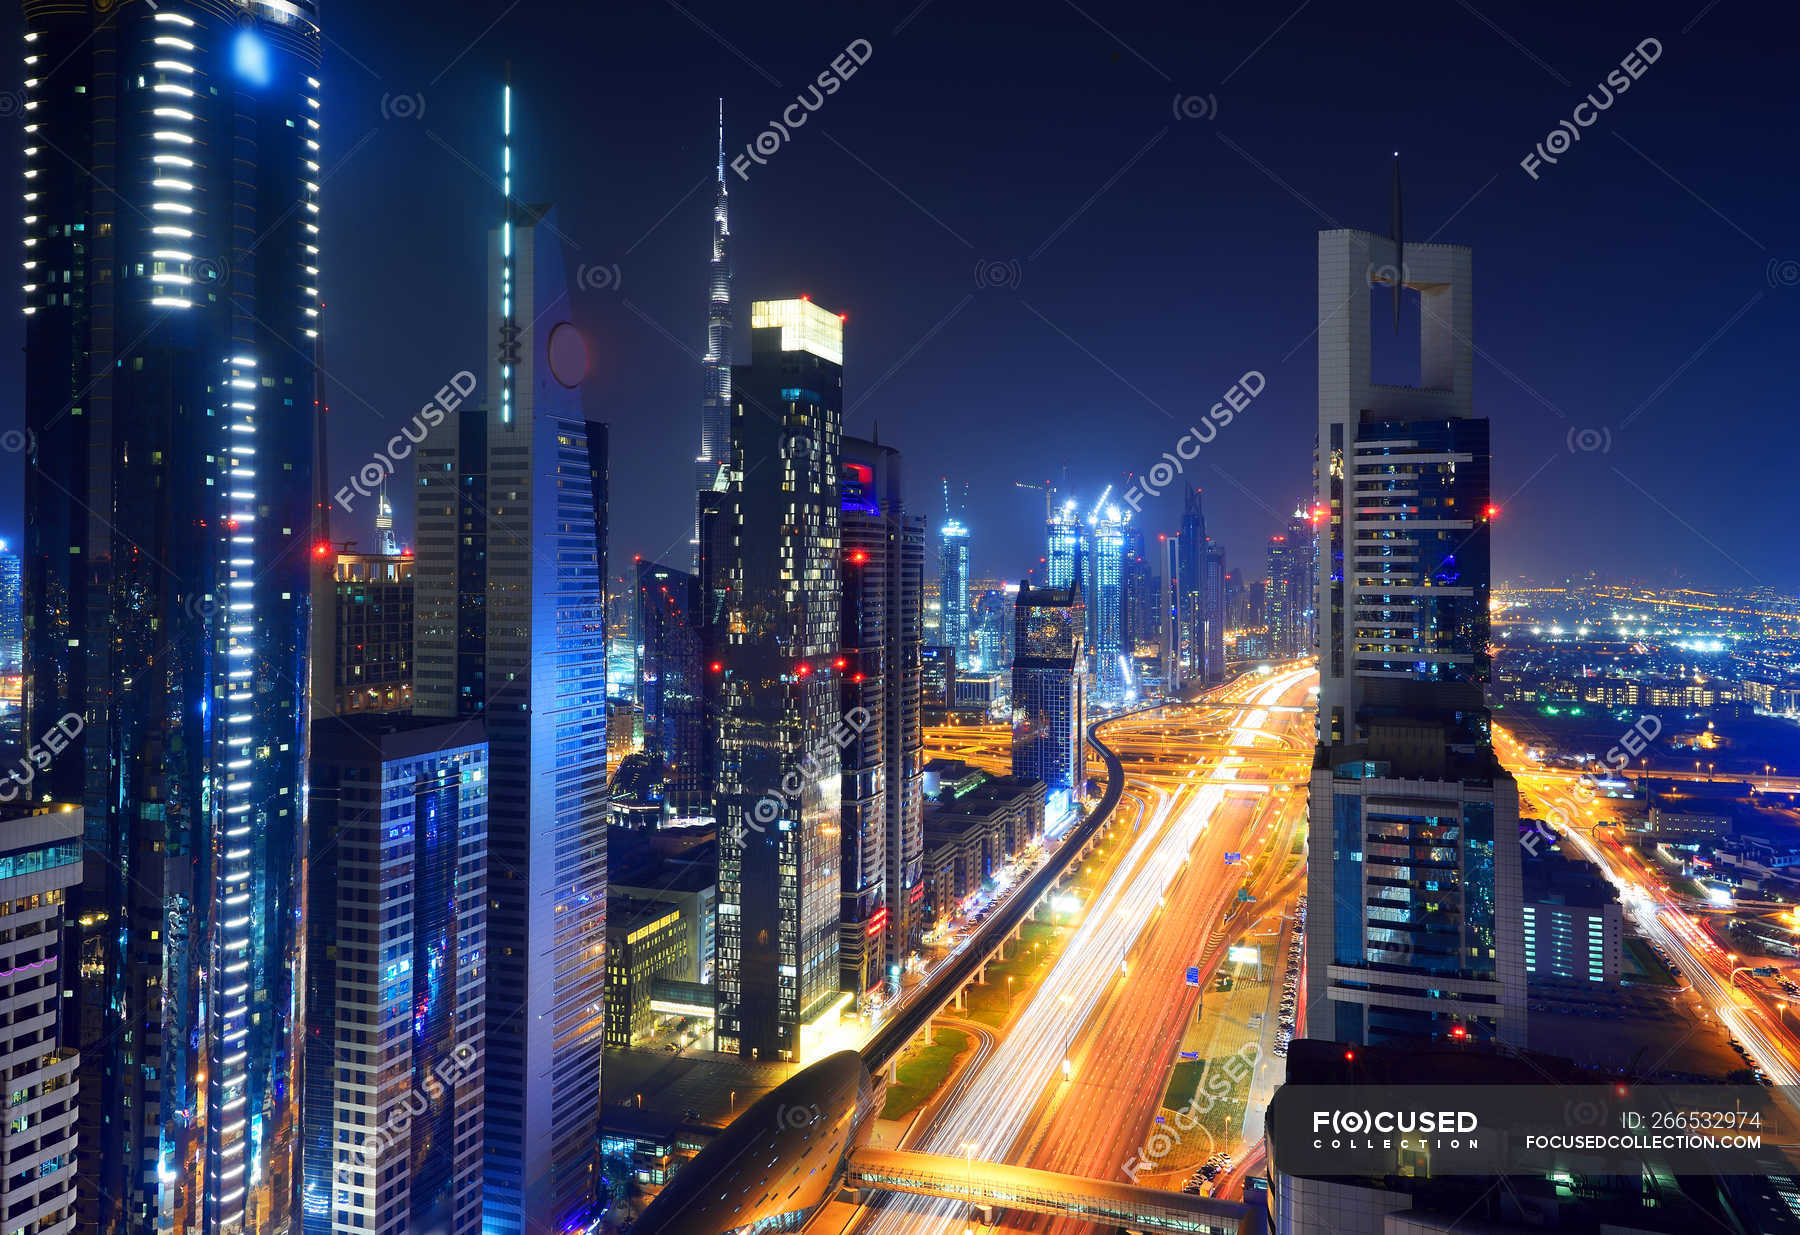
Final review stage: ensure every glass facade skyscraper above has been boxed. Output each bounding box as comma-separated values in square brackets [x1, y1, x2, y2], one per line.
[840, 436, 926, 995]
[1305, 228, 1525, 1050]
[1088, 507, 1129, 705]
[410, 86, 609, 1233]
[711, 298, 847, 1061]
[305, 718, 489, 1235]
[20, 4, 322, 1229]
[1011, 584, 1086, 809]
[637, 560, 705, 819]
[1045, 498, 1083, 590]
[938, 517, 970, 669]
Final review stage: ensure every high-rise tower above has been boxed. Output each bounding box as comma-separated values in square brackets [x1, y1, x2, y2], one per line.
[840, 436, 926, 996]
[411, 83, 610, 1232]
[1305, 217, 1525, 1049]
[694, 99, 733, 560]
[938, 502, 970, 670]
[1088, 503, 1130, 705]
[375, 478, 400, 555]
[1011, 583, 1086, 812]
[711, 298, 846, 1062]
[1045, 497, 1083, 590]
[21, 4, 322, 1229]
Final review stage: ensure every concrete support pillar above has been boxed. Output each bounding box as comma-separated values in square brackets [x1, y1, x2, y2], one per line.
[888, 1056, 898, 1083]
[954, 986, 965, 1011]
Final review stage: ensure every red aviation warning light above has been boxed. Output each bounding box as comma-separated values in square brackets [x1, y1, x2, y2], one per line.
[1484, 504, 1501, 520]
[832, 657, 848, 670]
[709, 661, 724, 674]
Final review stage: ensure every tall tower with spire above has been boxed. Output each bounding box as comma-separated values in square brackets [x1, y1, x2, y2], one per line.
[695, 99, 733, 559]
[375, 479, 400, 555]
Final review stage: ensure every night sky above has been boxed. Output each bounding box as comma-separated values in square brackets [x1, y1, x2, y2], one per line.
[4, 0, 1795, 590]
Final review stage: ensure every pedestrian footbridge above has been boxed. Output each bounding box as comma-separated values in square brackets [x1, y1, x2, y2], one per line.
[844, 1147, 1266, 1235]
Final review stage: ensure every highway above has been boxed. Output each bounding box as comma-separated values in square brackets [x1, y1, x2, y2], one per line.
[850, 664, 1318, 1235]
[1005, 671, 1315, 1232]
[1498, 727, 1800, 1112]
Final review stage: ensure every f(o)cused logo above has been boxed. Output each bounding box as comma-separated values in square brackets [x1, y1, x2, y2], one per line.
[577, 264, 621, 293]
[381, 92, 425, 121]
[973, 259, 1021, 290]
[1172, 93, 1217, 120]
[1566, 426, 1611, 454]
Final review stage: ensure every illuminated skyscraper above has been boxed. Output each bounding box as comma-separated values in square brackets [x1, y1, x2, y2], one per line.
[972, 586, 1015, 676]
[840, 437, 926, 995]
[375, 479, 400, 556]
[0, 541, 20, 677]
[711, 298, 847, 1061]
[20, 3, 322, 1228]
[695, 99, 733, 559]
[1265, 532, 1300, 656]
[411, 85, 609, 1232]
[1011, 583, 1086, 809]
[938, 513, 970, 669]
[305, 718, 488, 1235]
[1306, 224, 1524, 1048]
[1203, 540, 1226, 680]
[1266, 505, 1317, 658]
[1045, 497, 1084, 589]
[0, 804, 81, 1235]
[638, 560, 706, 819]
[1088, 504, 1130, 705]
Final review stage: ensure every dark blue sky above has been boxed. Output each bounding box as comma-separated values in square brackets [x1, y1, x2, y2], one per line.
[6, 0, 1796, 590]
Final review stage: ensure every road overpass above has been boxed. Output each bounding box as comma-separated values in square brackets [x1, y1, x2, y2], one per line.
[862, 703, 1139, 1070]
[845, 1146, 1265, 1235]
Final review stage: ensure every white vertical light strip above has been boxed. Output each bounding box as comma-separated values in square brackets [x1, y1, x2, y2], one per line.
[212, 355, 260, 1226]
[20, 29, 41, 315]
[304, 75, 321, 338]
[500, 83, 514, 424]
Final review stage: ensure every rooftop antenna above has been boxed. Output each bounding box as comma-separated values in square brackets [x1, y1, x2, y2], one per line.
[1389, 151, 1404, 334]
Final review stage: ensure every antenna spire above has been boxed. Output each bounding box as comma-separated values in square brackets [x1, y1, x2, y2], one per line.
[1389, 151, 1404, 334]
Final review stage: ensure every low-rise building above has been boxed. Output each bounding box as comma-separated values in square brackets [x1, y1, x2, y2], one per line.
[606, 897, 692, 1050]
[921, 776, 1046, 922]
[1522, 845, 1622, 985]
[1648, 805, 1734, 837]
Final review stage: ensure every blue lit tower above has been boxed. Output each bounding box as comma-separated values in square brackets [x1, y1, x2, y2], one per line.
[694, 99, 733, 559]
[484, 82, 609, 1233]
[0, 540, 20, 676]
[1045, 496, 1083, 589]
[938, 488, 970, 669]
[1088, 502, 1130, 705]
[20, 3, 321, 1230]
[410, 83, 610, 1232]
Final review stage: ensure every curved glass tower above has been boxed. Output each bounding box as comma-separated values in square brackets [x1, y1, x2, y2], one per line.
[20, 2, 322, 1230]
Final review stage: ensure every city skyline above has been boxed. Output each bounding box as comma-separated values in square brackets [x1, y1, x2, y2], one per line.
[0, 0, 1776, 591]
[5, 4, 1800, 1234]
